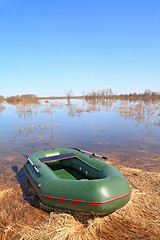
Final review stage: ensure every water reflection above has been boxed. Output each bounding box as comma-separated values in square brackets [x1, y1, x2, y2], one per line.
[115, 100, 160, 127]
[42, 101, 64, 115]
[0, 103, 6, 113]
[67, 103, 101, 117]
[87, 99, 114, 111]
[66, 99, 115, 117]
[8, 99, 160, 141]
[11, 116, 58, 146]
[0, 99, 159, 172]
[10, 99, 160, 128]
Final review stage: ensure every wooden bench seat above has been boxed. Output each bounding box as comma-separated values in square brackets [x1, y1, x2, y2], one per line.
[39, 153, 77, 163]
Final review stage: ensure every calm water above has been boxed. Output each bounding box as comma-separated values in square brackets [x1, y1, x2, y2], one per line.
[0, 99, 160, 180]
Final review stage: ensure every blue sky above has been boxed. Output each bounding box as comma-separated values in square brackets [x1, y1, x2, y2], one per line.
[0, 0, 160, 97]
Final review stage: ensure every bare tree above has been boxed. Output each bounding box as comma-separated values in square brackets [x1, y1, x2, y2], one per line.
[64, 90, 73, 104]
[108, 88, 113, 96]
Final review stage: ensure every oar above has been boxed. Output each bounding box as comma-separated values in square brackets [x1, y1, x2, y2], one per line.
[70, 148, 107, 160]
[22, 153, 42, 176]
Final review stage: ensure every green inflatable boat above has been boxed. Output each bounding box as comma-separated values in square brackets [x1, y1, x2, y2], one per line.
[23, 148, 131, 215]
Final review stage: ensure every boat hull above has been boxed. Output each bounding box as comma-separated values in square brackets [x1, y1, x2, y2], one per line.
[24, 148, 131, 215]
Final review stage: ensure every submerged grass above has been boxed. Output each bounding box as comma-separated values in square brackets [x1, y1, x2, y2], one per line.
[115, 100, 160, 127]
[0, 103, 6, 112]
[0, 162, 159, 240]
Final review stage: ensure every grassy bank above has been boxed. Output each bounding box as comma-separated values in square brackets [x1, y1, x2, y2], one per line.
[0, 161, 159, 240]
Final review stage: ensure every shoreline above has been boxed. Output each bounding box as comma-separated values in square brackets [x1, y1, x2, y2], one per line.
[0, 158, 159, 239]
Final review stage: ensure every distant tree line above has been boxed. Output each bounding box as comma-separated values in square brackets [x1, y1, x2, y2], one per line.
[83, 88, 113, 100]
[113, 89, 160, 100]
[1, 89, 160, 103]
[82, 89, 160, 100]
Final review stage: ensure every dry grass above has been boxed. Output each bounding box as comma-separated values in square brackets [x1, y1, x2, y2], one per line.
[5, 96, 39, 104]
[42, 101, 64, 115]
[0, 163, 159, 240]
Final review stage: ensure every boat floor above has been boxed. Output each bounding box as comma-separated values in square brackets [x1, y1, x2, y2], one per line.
[53, 167, 88, 180]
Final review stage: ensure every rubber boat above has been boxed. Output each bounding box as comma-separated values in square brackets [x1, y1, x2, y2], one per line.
[23, 148, 131, 215]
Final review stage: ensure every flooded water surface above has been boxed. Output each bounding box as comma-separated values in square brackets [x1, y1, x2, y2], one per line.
[0, 99, 160, 178]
